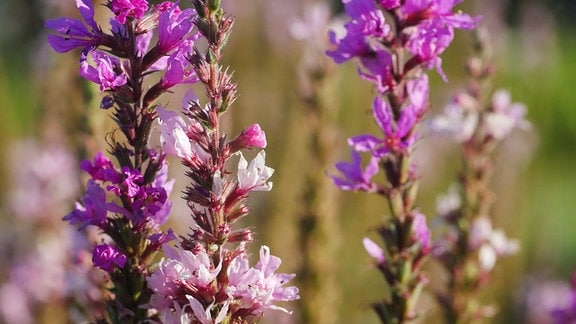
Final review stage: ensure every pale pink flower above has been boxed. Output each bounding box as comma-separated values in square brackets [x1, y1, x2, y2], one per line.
[484, 90, 530, 140]
[236, 151, 274, 192]
[157, 106, 193, 159]
[227, 246, 299, 315]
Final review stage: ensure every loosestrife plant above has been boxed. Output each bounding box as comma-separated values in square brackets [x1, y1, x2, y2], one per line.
[46, 0, 298, 322]
[431, 30, 527, 322]
[326, 0, 478, 322]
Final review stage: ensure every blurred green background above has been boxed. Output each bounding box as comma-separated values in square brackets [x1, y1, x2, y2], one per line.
[1, 0, 576, 323]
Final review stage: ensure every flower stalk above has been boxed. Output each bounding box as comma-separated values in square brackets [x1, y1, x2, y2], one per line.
[431, 29, 526, 323]
[326, 1, 479, 322]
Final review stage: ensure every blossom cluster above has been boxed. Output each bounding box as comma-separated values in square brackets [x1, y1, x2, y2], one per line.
[46, 0, 298, 322]
[326, 0, 479, 322]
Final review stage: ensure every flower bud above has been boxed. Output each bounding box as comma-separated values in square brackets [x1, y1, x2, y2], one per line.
[228, 124, 267, 153]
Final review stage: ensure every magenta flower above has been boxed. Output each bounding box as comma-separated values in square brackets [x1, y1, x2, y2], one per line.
[228, 124, 267, 153]
[331, 151, 379, 191]
[160, 41, 199, 89]
[63, 180, 108, 229]
[80, 152, 121, 183]
[348, 95, 418, 157]
[326, 0, 389, 64]
[92, 244, 127, 272]
[227, 246, 299, 315]
[45, 0, 102, 53]
[80, 50, 127, 91]
[110, 0, 149, 24]
[158, 6, 197, 52]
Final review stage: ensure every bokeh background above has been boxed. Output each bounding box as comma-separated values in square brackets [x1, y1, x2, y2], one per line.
[1, 0, 575, 323]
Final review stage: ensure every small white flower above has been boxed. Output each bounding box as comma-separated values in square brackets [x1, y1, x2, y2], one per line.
[236, 151, 274, 192]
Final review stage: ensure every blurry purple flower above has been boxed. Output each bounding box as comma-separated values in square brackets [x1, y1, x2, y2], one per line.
[7, 139, 79, 220]
[64, 180, 108, 229]
[227, 245, 299, 315]
[379, 0, 400, 10]
[551, 274, 576, 323]
[80, 50, 127, 91]
[228, 124, 267, 153]
[411, 212, 431, 252]
[45, 0, 102, 53]
[92, 244, 127, 272]
[236, 151, 274, 192]
[110, 0, 149, 24]
[331, 151, 379, 191]
[158, 6, 197, 52]
[349, 95, 417, 157]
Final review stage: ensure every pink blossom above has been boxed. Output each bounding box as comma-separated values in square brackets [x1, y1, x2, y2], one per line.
[45, 0, 101, 53]
[484, 90, 530, 140]
[110, 0, 149, 24]
[363, 237, 386, 265]
[227, 246, 299, 315]
[80, 50, 127, 91]
[228, 124, 267, 153]
[157, 106, 193, 159]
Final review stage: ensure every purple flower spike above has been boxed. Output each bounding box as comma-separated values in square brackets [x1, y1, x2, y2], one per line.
[331, 151, 379, 191]
[92, 244, 127, 272]
[80, 50, 128, 91]
[45, 0, 101, 53]
[110, 0, 149, 24]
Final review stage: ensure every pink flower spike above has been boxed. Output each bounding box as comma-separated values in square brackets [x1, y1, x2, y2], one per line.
[156, 106, 193, 159]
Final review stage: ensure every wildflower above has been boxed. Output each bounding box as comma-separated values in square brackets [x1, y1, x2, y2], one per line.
[92, 244, 127, 272]
[228, 124, 267, 153]
[80, 50, 127, 91]
[157, 6, 197, 52]
[45, 0, 102, 53]
[227, 246, 300, 315]
[157, 106, 194, 159]
[236, 151, 274, 192]
[331, 151, 379, 191]
[348, 95, 418, 157]
[109, 0, 149, 24]
[485, 90, 530, 140]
